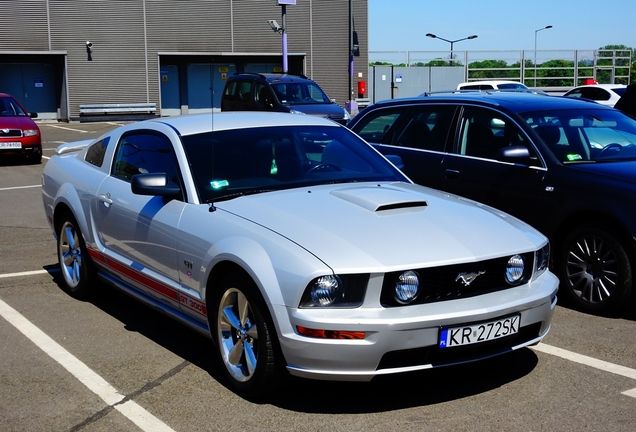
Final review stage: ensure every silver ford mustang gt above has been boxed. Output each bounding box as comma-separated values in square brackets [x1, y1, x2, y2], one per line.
[41, 112, 558, 397]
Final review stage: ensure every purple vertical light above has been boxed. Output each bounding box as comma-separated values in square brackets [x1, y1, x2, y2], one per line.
[282, 33, 288, 73]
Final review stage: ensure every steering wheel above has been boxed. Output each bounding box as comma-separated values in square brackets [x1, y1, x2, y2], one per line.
[305, 163, 342, 174]
[597, 143, 622, 158]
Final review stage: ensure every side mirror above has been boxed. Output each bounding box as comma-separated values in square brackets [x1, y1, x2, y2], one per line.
[496, 145, 532, 164]
[29, 112, 38, 119]
[385, 154, 404, 170]
[131, 173, 181, 197]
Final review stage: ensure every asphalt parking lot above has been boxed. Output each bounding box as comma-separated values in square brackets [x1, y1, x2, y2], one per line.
[1, 119, 635, 431]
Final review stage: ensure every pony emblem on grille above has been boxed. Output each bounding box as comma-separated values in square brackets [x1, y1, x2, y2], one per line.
[455, 270, 486, 286]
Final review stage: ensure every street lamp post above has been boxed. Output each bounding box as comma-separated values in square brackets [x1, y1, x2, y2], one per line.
[426, 33, 477, 66]
[268, 1, 296, 73]
[534, 25, 553, 87]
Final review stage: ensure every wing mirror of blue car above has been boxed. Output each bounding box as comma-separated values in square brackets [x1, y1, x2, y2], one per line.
[131, 173, 181, 197]
[385, 155, 404, 170]
[496, 146, 532, 164]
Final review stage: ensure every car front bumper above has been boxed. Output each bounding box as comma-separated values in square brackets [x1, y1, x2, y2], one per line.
[276, 271, 558, 381]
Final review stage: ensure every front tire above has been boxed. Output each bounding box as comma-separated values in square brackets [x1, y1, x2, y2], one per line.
[558, 223, 633, 314]
[56, 211, 97, 299]
[212, 272, 281, 398]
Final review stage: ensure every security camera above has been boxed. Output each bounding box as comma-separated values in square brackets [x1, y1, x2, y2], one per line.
[86, 41, 93, 61]
[268, 20, 282, 33]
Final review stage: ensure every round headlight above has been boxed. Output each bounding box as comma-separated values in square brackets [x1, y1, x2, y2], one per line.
[394, 271, 420, 304]
[310, 275, 340, 306]
[506, 255, 525, 284]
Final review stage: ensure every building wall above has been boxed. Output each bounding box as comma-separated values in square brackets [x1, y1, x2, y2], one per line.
[0, 0, 368, 119]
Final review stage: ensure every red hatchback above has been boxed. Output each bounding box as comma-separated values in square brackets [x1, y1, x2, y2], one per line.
[0, 93, 42, 164]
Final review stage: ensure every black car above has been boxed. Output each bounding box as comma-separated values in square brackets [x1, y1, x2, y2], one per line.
[348, 91, 636, 314]
[220, 73, 351, 125]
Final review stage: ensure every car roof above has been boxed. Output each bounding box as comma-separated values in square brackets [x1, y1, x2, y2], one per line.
[229, 72, 314, 84]
[457, 80, 527, 87]
[145, 111, 340, 136]
[569, 84, 627, 90]
[363, 91, 613, 113]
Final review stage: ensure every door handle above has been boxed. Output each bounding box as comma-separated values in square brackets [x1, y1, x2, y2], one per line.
[445, 169, 460, 179]
[99, 193, 113, 207]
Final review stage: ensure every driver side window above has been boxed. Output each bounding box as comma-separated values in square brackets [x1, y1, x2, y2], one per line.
[112, 132, 182, 188]
[457, 107, 541, 167]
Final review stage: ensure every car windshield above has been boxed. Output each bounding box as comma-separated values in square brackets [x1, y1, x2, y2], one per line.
[270, 82, 331, 105]
[497, 83, 527, 90]
[0, 97, 28, 116]
[519, 108, 636, 163]
[181, 125, 407, 203]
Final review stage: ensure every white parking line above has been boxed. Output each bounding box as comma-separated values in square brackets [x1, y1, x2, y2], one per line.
[0, 298, 175, 432]
[532, 343, 636, 398]
[0, 269, 53, 279]
[0, 184, 41, 191]
[44, 124, 90, 133]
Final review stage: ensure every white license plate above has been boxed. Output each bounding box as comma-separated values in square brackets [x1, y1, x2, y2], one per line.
[0, 142, 22, 149]
[439, 314, 520, 348]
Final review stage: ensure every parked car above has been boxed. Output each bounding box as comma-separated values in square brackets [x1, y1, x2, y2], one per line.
[221, 72, 351, 124]
[348, 92, 636, 315]
[456, 80, 530, 91]
[42, 111, 557, 397]
[563, 84, 627, 107]
[0, 93, 42, 164]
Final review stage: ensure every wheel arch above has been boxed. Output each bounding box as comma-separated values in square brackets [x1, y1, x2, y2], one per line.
[51, 183, 91, 243]
[553, 210, 636, 259]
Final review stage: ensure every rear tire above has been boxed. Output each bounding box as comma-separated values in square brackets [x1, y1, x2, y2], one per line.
[558, 223, 633, 314]
[211, 271, 281, 398]
[56, 211, 97, 299]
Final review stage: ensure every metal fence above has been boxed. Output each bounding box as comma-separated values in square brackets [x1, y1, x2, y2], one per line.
[367, 49, 631, 101]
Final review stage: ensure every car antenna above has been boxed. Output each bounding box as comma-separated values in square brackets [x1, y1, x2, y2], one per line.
[209, 65, 216, 212]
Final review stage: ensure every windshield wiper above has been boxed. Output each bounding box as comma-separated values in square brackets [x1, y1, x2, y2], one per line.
[206, 189, 274, 204]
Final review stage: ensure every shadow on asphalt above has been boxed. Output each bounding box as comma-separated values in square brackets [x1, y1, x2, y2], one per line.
[43, 263, 633, 413]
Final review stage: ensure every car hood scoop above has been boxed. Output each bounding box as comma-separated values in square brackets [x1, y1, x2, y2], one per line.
[330, 187, 428, 212]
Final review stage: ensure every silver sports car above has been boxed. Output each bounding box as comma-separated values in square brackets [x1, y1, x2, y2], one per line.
[42, 112, 558, 397]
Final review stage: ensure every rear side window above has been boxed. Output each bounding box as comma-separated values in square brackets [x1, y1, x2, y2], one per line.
[223, 80, 253, 102]
[393, 105, 456, 151]
[85, 137, 110, 167]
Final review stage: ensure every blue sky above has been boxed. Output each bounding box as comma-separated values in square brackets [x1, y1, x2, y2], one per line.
[368, 0, 635, 52]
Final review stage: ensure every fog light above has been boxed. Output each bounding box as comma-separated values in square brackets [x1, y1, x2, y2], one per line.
[394, 271, 420, 304]
[506, 255, 525, 284]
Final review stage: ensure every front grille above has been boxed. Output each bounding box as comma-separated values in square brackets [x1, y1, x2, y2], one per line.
[376, 322, 541, 370]
[0, 129, 22, 138]
[381, 252, 534, 307]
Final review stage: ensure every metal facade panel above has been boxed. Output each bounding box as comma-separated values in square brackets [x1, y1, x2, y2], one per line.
[0, 0, 49, 50]
[0, 0, 368, 118]
[310, 0, 368, 106]
[49, 1, 149, 115]
[145, 0, 232, 51]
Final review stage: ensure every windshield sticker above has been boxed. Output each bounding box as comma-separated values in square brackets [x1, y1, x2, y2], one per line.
[210, 180, 229, 189]
[566, 154, 583, 161]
